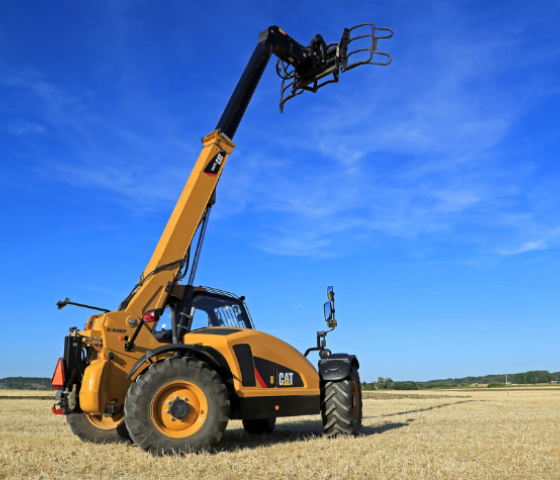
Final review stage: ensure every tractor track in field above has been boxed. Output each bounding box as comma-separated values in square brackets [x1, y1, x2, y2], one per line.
[437, 387, 560, 393]
[362, 392, 472, 400]
[0, 396, 55, 400]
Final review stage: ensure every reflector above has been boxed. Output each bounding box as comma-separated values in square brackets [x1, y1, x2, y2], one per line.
[51, 357, 65, 390]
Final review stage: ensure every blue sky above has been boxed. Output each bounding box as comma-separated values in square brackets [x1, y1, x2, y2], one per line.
[1, 1, 559, 382]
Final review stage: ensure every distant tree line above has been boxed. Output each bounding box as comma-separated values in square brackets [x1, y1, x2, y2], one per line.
[0, 377, 51, 390]
[3, 369, 559, 391]
[362, 377, 420, 390]
[362, 370, 560, 390]
[421, 370, 560, 387]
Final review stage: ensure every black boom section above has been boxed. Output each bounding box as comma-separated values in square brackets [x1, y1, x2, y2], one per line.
[318, 353, 359, 381]
[232, 344, 256, 387]
[216, 26, 312, 139]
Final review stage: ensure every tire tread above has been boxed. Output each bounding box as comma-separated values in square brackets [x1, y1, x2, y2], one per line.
[320, 366, 362, 437]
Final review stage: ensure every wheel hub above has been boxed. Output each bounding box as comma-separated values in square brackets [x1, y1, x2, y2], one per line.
[150, 381, 208, 438]
[169, 398, 190, 419]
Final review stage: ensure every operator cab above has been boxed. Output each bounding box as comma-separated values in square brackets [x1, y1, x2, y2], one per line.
[191, 288, 253, 330]
[154, 287, 253, 342]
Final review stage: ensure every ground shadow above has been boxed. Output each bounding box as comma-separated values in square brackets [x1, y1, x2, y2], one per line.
[214, 419, 322, 453]
[363, 399, 487, 419]
[216, 399, 490, 452]
[214, 418, 413, 453]
[360, 421, 413, 436]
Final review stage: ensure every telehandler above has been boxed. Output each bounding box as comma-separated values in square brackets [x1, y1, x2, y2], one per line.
[51, 23, 392, 454]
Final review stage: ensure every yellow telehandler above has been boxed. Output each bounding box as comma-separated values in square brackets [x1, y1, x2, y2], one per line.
[51, 23, 392, 454]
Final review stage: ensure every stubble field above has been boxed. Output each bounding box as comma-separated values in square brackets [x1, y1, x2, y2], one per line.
[1, 388, 559, 479]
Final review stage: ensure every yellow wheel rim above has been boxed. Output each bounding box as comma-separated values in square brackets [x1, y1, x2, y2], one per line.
[150, 380, 208, 439]
[85, 413, 124, 430]
[351, 381, 360, 421]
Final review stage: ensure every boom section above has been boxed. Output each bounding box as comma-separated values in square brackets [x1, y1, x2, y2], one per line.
[71, 24, 392, 321]
[123, 131, 235, 318]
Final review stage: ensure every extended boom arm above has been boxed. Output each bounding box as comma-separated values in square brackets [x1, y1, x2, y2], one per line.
[106, 24, 393, 324]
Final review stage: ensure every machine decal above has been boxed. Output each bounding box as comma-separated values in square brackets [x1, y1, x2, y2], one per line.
[204, 151, 226, 177]
[108, 328, 126, 333]
[253, 357, 303, 388]
[254, 367, 268, 388]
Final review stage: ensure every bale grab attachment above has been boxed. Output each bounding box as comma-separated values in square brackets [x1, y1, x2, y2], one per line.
[216, 23, 392, 138]
[277, 23, 393, 112]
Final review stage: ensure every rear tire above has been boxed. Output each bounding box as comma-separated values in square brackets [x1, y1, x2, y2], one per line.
[124, 357, 230, 455]
[321, 365, 362, 436]
[242, 417, 276, 435]
[66, 413, 130, 444]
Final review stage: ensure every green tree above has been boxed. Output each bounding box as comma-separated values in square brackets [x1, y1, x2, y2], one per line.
[377, 377, 394, 389]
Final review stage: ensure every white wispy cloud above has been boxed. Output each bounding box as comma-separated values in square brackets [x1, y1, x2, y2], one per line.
[8, 120, 46, 136]
[1, 67, 202, 211]
[217, 11, 560, 258]
[2, 5, 559, 260]
[498, 241, 548, 256]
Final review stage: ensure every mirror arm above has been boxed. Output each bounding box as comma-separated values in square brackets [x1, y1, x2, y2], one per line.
[56, 298, 110, 313]
[304, 346, 320, 357]
[304, 327, 335, 357]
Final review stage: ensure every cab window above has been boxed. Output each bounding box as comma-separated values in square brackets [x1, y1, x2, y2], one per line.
[191, 294, 251, 330]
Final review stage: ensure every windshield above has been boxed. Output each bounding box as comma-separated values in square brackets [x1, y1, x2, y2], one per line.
[191, 293, 252, 330]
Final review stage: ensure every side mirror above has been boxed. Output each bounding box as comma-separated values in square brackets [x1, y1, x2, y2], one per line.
[56, 298, 71, 310]
[324, 301, 333, 322]
[327, 286, 334, 301]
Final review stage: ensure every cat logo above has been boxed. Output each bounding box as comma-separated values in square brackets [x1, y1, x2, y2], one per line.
[204, 151, 226, 177]
[279, 372, 294, 386]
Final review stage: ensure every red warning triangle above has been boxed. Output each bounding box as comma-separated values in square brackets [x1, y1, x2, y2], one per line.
[51, 358, 65, 390]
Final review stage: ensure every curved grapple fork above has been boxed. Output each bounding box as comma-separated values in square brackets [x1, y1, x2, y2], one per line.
[278, 23, 393, 112]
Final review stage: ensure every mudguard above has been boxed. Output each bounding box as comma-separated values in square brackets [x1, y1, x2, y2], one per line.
[318, 353, 359, 382]
[80, 359, 108, 413]
[126, 344, 223, 380]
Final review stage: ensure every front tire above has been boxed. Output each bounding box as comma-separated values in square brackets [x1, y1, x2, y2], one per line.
[321, 366, 362, 436]
[242, 417, 276, 435]
[124, 357, 230, 455]
[66, 413, 130, 444]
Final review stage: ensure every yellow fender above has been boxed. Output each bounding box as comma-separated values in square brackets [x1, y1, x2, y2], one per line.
[79, 359, 108, 414]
